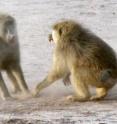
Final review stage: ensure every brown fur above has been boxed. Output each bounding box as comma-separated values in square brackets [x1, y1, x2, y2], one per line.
[35, 20, 117, 101]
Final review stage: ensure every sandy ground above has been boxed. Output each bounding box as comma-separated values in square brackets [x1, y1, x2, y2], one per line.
[0, 96, 117, 124]
[0, 0, 117, 123]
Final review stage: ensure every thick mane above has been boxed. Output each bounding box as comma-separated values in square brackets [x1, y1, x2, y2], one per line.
[54, 20, 117, 71]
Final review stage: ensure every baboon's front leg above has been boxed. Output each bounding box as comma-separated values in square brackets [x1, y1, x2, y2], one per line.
[9, 64, 29, 93]
[0, 73, 10, 100]
[34, 70, 63, 96]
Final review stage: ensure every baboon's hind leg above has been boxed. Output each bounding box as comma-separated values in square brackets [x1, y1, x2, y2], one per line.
[90, 87, 108, 100]
[67, 73, 91, 102]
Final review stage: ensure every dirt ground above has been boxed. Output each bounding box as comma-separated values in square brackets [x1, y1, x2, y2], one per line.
[0, 95, 117, 124]
[0, 0, 117, 123]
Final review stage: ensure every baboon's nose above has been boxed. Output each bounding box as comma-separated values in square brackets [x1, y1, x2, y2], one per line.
[48, 34, 53, 42]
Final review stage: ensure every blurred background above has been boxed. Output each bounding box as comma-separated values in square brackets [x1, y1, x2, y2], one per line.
[0, 0, 117, 97]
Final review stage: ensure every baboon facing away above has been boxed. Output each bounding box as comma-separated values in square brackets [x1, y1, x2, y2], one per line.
[0, 13, 29, 100]
[35, 20, 117, 101]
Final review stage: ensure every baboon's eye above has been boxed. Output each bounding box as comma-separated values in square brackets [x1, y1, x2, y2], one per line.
[5, 20, 14, 26]
[58, 28, 62, 36]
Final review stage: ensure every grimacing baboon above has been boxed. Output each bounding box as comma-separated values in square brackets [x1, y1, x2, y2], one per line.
[0, 13, 29, 100]
[35, 20, 117, 101]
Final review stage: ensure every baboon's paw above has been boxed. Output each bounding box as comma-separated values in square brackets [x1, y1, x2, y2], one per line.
[90, 96, 104, 101]
[66, 95, 76, 102]
[13, 91, 33, 100]
[1, 96, 16, 101]
[66, 95, 90, 102]
[11, 89, 21, 95]
[32, 89, 40, 97]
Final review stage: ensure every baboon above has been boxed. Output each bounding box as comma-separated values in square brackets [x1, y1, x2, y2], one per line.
[35, 20, 117, 101]
[0, 13, 29, 100]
